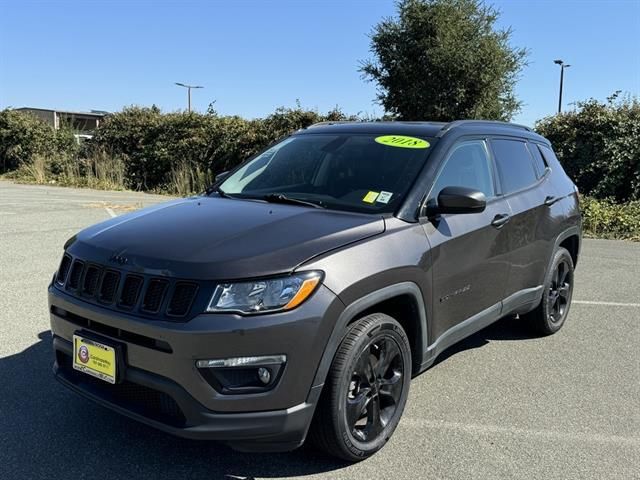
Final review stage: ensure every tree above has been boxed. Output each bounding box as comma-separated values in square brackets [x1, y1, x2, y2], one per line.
[360, 0, 528, 121]
[536, 93, 640, 202]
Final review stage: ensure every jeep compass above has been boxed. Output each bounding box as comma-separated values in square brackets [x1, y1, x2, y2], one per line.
[49, 120, 581, 461]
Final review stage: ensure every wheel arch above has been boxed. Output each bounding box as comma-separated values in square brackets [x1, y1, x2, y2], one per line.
[554, 226, 581, 267]
[309, 282, 428, 400]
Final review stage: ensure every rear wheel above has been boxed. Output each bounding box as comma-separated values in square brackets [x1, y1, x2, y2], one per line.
[310, 313, 411, 461]
[524, 247, 575, 335]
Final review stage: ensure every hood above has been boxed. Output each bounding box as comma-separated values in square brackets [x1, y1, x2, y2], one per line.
[67, 196, 385, 280]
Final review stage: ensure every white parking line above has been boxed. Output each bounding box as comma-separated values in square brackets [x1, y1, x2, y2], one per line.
[574, 300, 640, 308]
[402, 418, 640, 446]
[104, 207, 117, 218]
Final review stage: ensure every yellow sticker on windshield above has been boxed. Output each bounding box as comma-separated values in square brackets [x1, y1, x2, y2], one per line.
[363, 191, 379, 203]
[375, 135, 430, 149]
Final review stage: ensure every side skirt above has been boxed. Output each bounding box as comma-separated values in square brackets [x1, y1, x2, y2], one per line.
[418, 285, 543, 372]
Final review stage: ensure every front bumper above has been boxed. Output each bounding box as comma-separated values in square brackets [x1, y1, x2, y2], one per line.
[49, 284, 343, 450]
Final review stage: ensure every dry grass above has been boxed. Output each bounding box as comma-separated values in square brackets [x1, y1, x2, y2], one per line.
[9, 150, 128, 191]
[169, 160, 211, 196]
[20, 155, 48, 184]
[84, 151, 126, 190]
[8, 152, 212, 197]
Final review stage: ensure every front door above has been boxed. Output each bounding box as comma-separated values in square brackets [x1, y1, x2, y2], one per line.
[421, 139, 511, 341]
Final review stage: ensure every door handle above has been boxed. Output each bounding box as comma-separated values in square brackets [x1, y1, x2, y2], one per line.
[491, 213, 510, 228]
[544, 195, 559, 206]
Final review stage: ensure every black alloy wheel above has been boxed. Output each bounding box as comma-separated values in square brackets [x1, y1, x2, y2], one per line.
[346, 336, 404, 442]
[548, 257, 572, 324]
[524, 246, 575, 335]
[310, 313, 412, 461]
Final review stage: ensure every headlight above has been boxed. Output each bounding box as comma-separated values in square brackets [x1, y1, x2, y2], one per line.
[206, 271, 323, 314]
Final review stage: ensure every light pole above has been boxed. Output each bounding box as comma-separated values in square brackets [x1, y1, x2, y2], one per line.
[175, 82, 204, 112]
[553, 60, 571, 114]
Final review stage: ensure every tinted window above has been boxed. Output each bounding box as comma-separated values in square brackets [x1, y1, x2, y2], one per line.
[529, 143, 548, 178]
[491, 139, 538, 194]
[220, 134, 435, 214]
[539, 144, 560, 169]
[430, 140, 495, 200]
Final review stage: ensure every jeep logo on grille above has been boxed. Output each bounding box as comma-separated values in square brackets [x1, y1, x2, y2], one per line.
[109, 254, 129, 265]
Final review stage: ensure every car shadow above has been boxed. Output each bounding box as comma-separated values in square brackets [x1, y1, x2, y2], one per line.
[0, 332, 349, 480]
[432, 314, 537, 368]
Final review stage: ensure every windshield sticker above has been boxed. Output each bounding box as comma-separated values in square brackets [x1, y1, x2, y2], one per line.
[363, 191, 380, 203]
[376, 191, 393, 204]
[375, 135, 430, 149]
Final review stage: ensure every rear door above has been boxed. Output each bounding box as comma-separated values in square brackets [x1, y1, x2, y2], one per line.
[489, 138, 558, 303]
[421, 139, 512, 340]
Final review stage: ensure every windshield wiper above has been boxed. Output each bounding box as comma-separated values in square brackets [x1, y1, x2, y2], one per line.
[207, 185, 235, 198]
[263, 193, 324, 209]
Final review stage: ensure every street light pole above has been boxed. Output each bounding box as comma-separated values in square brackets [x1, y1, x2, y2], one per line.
[175, 82, 204, 112]
[553, 60, 571, 114]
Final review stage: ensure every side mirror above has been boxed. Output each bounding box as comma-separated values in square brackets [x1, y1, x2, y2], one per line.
[215, 171, 229, 182]
[435, 186, 486, 214]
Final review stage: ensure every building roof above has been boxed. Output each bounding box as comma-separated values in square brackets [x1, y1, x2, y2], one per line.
[15, 107, 109, 117]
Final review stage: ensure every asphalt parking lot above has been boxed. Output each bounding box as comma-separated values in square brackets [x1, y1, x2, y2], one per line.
[1, 180, 638, 480]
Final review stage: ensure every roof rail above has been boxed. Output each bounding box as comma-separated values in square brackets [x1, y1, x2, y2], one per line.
[437, 120, 532, 137]
[307, 120, 359, 128]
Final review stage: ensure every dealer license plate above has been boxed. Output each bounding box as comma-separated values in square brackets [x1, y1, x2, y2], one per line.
[72, 334, 117, 384]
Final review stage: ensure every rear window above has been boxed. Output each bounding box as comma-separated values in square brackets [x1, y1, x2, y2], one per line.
[491, 139, 538, 194]
[528, 143, 548, 178]
[539, 144, 561, 169]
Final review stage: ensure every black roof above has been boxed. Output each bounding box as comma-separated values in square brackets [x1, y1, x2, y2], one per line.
[298, 120, 549, 144]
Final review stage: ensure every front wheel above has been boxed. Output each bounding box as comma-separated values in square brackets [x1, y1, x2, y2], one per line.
[309, 313, 412, 461]
[524, 246, 575, 335]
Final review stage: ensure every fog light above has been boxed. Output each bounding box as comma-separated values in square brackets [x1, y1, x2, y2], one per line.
[258, 367, 271, 384]
[196, 355, 286, 394]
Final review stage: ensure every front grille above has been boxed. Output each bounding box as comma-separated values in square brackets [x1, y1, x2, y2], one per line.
[98, 270, 120, 304]
[142, 279, 168, 313]
[67, 261, 84, 290]
[56, 255, 72, 285]
[167, 282, 198, 317]
[82, 265, 102, 296]
[119, 275, 143, 308]
[54, 253, 202, 321]
[57, 352, 185, 427]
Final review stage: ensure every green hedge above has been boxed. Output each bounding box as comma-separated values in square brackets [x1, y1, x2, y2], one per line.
[1, 105, 355, 192]
[0, 109, 78, 172]
[87, 105, 354, 191]
[580, 196, 640, 241]
[536, 94, 640, 202]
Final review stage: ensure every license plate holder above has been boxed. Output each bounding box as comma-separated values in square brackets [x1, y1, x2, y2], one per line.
[72, 331, 125, 384]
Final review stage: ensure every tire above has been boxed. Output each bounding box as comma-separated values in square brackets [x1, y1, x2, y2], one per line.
[524, 246, 575, 335]
[309, 313, 412, 462]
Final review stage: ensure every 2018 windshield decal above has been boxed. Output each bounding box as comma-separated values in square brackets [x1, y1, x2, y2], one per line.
[375, 135, 430, 149]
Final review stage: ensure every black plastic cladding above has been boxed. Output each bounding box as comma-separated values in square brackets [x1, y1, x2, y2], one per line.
[54, 254, 201, 321]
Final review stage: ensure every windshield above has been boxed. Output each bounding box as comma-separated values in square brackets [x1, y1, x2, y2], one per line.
[218, 133, 435, 214]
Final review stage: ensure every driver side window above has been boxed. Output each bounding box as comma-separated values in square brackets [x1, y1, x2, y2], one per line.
[429, 140, 495, 202]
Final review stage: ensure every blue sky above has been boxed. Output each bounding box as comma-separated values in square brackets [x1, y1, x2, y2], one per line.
[1, 0, 638, 127]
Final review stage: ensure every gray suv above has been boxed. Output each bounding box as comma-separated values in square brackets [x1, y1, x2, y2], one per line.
[49, 120, 581, 461]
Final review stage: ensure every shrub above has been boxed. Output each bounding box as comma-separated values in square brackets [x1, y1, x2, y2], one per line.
[0, 109, 78, 172]
[536, 94, 640, 202]
[580, 196, 640, 241]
